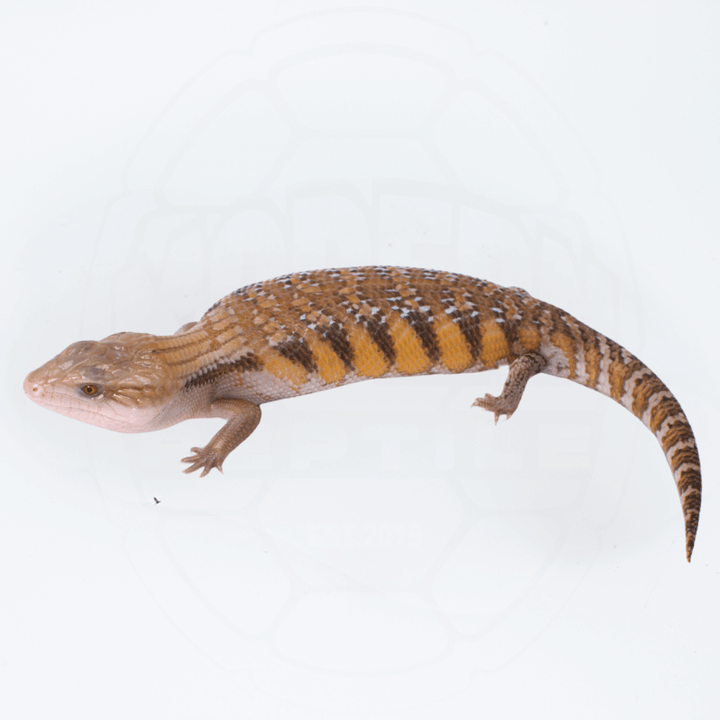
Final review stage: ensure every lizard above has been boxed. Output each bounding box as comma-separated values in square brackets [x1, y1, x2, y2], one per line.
[23, 266, 701, 560]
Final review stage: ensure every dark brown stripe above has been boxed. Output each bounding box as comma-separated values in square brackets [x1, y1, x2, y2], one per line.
[363, 315, 396, 366]
[677, 465, 701, 496]
[487, 290, 520, 355]
[683, 478, 701, 561]
[606, 341, 630, 401]
[183, 353, 263, 391]
[453, 309, 483, 362]
[679, 466, 702, 500]
[649, 396, 682, 433]
[321, 323, 355, 369]
[276, 336, 317, 374]
[670, 446, 699, 471]
[660, 420, 693, 454]
[502, 319, 520, 359]
[631, 374, 663, 418]
[578, 325, 601, 390]
[405, 311, 441, 364]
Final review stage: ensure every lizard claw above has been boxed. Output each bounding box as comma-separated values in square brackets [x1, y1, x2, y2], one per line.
[182, 446, 225, 477]
[472, 394, 513, 424]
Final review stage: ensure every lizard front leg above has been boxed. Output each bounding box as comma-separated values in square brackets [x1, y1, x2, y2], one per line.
[182, 398, 262, 477]
[473, 352, 546, 423]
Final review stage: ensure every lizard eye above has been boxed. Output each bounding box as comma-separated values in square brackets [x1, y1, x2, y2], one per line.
[80, 384, 101, 397]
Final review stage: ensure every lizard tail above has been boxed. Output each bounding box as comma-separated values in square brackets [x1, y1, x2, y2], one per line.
[623, 355, 701, 562]
[558, 331, 701, 561]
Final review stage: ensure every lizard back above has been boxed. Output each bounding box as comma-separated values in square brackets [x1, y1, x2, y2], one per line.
[189, 266, 700, 558]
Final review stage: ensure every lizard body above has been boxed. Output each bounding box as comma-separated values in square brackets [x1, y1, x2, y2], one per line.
[24, 266, 701, 560]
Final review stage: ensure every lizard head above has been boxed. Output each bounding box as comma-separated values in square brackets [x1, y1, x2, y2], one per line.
[24, 333, 178, 433]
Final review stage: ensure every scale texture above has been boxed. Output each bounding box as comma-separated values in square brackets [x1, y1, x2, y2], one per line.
[24, 266, 701, 560]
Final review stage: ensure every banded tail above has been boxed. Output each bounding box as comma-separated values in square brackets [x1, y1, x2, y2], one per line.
[539, 315, 701, 561]
[616, 344, 701, 561]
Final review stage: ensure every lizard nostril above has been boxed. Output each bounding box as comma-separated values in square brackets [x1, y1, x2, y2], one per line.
[23, 375, 41, 398]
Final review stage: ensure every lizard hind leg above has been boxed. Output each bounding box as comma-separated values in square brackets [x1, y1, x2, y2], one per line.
[472, 352, 547, 424]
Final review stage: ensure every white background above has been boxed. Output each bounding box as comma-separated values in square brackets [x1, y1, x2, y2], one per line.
[2, 1, 719, 718]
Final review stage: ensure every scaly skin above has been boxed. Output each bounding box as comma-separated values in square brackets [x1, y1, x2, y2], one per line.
[24, 266, 701, 560]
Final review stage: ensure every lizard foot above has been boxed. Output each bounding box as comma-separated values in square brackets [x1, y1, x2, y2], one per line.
[472, 393, 515, 424]
[182, 446, 225, 477]
[472, 352, 547, 424]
